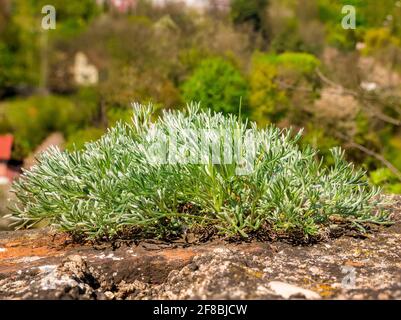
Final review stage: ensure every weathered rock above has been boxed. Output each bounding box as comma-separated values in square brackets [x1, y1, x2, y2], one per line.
[1, 196, 401, 300]
[267, 281, 321, 299]
[136, 248, 277, 300]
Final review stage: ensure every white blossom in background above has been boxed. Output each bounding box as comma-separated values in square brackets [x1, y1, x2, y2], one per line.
[360, 81, 378, 92]
[356, 42, 366, 51]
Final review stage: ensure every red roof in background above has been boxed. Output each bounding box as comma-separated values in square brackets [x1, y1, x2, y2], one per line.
[0, 134, 14, 161]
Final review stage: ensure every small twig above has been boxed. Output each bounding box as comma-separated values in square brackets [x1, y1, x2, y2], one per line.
[335, 132, 401, 181]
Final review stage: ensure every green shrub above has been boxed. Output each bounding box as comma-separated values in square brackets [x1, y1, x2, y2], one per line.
[11, 104, 388, 240]
[370, 168, 401, 194]
[181, 58, 248, 114]
[65, 127, 104, 151]
[0, 42, 21, 91]
[362, 28, 401, 56]
[249, 52, 320, 125]
[0, 95, 88, 159]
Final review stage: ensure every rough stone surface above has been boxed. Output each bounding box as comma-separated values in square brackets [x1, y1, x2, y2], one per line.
[267, 281, 321, 300]
[1, 196, 401, 300]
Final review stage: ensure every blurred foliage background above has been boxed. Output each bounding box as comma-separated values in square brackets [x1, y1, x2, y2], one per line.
[1, 0, 401, 202]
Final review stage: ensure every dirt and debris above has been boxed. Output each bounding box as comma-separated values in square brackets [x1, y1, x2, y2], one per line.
[1, 196, 401, 300]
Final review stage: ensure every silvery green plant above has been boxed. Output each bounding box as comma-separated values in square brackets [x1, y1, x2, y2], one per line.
[11, 103, 389, 240]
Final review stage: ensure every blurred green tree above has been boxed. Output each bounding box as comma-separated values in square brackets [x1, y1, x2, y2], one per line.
[0, 95, 92, 158]
[181, 57, 248, 114]
[249, 52, 320, 126]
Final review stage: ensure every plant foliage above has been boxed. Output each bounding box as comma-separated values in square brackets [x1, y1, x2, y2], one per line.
[11, 104, 388, 240]
[181, 58, 248, 115]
